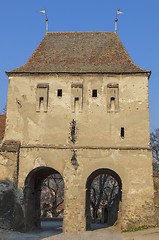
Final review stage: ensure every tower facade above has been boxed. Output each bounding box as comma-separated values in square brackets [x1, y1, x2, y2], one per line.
[0, 32, 155, 232]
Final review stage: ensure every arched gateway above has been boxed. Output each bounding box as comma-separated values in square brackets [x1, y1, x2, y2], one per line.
[85, 168, 122, 230]
[24, 167, 64, 231]
[0, 31, 155, 233]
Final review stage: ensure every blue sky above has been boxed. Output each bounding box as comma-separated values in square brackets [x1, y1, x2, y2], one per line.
[0, 0, 159, 131]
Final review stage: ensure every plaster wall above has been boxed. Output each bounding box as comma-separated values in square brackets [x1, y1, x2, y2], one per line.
[0, 151, 18, 183]
[17, 147, 154, 232]
[5, 73, 150, 147]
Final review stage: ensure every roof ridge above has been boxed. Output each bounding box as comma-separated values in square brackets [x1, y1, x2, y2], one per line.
[46, 31, 115, 34]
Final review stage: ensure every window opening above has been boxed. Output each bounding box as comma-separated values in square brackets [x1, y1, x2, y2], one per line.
[92, 89, 97, 98]
[121, 128, 124, 138]
[39, 97, 44, 108]
[107, 83, 119, 113]
[71, 83, 83, 113]
[57, 89, 62, 97]
[74, 97, 79, 112]
[36, 83, 49, 112]
[110, 97, 115, 111]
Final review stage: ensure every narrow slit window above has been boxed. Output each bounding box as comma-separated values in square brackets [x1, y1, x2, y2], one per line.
[107, 83, 119, 112]
[57, 89, 62, 97]
[74, 97, 79, 112]
[39, 97, 44, 108]
[71, 83, 83, 113]
[110, 97, 115, 111]
[92, 89, 97, 97]
[36, 83, 49, 112]
[121, 127, 124, 138]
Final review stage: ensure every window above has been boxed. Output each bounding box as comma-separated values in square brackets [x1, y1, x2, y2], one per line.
[36, 83, 49, 112]
[107, 83, 119, 112]
[57, 89, 62, 97]
[39, 97, 44, 108]
[74, 97, 79, 111]
[71, 83, 83, 113]
[110, 97, 115, 111]
[121, 127, 124, 138]
[92, 89, 97, 97]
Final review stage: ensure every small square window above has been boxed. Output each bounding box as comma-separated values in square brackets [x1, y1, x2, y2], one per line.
[92, 89, 97, 97]
[57, 89, 62, 97]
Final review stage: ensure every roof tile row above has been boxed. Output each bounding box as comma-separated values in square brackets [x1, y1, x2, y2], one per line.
[7, 32, 149, 74]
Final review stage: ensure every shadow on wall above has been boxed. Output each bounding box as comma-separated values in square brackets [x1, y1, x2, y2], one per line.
[0, 179, 25, 231]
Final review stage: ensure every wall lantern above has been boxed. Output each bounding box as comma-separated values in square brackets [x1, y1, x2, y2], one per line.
[71, 150, 79, 170]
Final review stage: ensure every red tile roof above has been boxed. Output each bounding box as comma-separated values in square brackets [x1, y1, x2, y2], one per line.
[7, 32, 150, 75]
[0, 114, 6, 142]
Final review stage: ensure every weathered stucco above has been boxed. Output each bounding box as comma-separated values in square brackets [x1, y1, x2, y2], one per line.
[17, 147, 154, 231]
[5, 74, 150, 147]
[0, 71, 155, 232]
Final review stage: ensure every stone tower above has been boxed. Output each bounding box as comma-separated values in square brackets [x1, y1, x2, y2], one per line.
[0, 32, 155, 232]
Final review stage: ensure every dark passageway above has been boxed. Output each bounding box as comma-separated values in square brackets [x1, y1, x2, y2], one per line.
[85, 168, 122, 230]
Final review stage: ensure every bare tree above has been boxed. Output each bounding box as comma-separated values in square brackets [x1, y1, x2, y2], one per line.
[90, 174, 119, 221]
[41, 173, 64, 218]
[150, 129, 159, 174]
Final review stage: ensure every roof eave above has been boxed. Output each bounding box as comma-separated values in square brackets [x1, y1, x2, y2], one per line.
[6, 71, 151, 77]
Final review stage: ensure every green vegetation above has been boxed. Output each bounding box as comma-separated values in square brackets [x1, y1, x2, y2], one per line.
[122, 225, 149, 232]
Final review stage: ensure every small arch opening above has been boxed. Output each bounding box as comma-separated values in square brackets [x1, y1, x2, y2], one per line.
[85, 168, 122, 231]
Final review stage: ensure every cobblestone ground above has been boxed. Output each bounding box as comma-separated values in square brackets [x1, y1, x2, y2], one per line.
[0, 222, 159, 240]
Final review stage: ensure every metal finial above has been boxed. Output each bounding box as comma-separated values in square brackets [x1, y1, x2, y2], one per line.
[115, 9, 124, 33]
[45, 18, 48, 33]
[38, 10, 48, 33]
[115, 18, 118, 33]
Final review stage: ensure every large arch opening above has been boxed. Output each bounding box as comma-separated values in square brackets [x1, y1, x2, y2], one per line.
[24, 166, 64, 232]
[85, 168, 122, 230]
